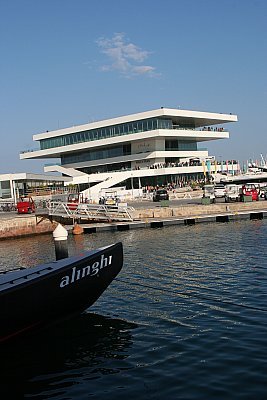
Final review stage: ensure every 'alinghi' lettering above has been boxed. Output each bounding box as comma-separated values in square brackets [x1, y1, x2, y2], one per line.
[60, 253, 113, 288]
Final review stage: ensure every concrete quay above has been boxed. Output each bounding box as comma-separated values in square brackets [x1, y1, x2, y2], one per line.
[1, 201, 266, 240]
[81, 201, 267, 233]
[0, 214, 57, 240]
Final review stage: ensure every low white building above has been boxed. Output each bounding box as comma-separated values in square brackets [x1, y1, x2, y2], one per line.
[0, 173, 72, 203]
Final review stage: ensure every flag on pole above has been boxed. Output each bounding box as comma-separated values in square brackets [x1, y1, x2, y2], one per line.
[202, 160, 206, 177]
[206, 159, 211, 173]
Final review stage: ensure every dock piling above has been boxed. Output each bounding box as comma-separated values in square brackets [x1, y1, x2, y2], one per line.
[53, 223, 69, 260]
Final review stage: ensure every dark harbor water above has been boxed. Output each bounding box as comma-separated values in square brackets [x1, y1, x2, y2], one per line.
[1, 219, 267, 399]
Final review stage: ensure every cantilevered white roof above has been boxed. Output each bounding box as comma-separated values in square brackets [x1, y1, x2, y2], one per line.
[0, 173, 72, 182]
[33, 107, 238, 141]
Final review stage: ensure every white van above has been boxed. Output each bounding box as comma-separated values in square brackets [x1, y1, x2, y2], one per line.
[224, 184, 240, 202]
[214, 184, 226, 198]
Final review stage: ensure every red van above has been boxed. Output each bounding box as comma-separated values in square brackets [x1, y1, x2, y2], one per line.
[67, 193, 79, 210]
[241, 184, 259, 201]
[17, 197, 36, 214]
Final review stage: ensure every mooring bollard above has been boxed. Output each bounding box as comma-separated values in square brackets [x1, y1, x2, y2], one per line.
[53, 223, 69, 260]
[72, 222, 84, 235]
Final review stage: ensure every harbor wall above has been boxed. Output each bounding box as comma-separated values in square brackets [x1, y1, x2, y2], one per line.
[133, 201, 267, 219]
[0, 201, 267, 239]
[0, 215, 57, 240]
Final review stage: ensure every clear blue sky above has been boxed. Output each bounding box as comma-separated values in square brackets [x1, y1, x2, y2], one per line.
[1, 0, 267, 173]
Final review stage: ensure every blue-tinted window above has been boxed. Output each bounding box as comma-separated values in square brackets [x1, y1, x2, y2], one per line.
[61, 144, 131, 165]
[40, 118, 173, 150]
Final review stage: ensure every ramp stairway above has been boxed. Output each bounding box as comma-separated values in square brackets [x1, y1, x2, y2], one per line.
[80, 171, 132, 201]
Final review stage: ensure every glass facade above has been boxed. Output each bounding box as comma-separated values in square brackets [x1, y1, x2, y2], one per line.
[40, 118, 173, 150]
[81, 162, 132, 175]
[0, 180, 11, 199]
[165, 140, 197, 151]
[62, 144, 131, 165]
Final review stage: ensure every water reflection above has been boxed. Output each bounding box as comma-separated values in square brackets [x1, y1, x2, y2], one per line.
[2, 313, 137, 398]
[0, 234, 55, 271]
[0, 220, 267, 399]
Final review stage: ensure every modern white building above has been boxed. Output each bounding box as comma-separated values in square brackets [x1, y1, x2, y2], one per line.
[20, 107, 238, 200]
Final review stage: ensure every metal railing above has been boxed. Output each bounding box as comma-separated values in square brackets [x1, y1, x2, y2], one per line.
[47, 201, 136, 222]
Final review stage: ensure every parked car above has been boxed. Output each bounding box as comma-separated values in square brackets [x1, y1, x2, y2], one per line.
[259, 185, 267, 199]
[153, 189, 169, 202]
[224, 184, 240, 202]
[214, 183, 226, 198]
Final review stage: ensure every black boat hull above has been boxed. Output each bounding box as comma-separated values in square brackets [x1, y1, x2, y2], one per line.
[0, 242, 123, 342]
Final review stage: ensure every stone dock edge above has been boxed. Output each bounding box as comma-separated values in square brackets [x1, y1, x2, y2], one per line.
[1, 201, 267, 240]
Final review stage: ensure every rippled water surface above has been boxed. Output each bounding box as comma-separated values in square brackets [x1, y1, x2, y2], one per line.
[1, 219, 267, 399]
